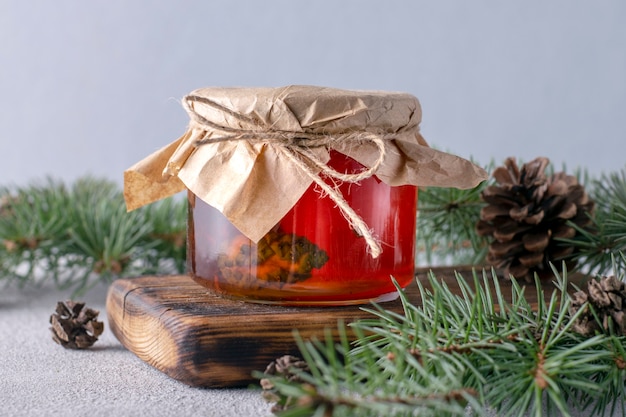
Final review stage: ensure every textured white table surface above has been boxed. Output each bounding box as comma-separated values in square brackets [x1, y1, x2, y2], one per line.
[0, 280, 271, 417]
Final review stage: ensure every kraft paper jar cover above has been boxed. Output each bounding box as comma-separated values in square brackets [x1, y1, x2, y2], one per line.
[124, 85, 487, 243]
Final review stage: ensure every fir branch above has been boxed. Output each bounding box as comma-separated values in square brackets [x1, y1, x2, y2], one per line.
[0, 177, 186, 296]
[258, 265, 626, 417]
[134, 196, 187, 275]
[0, 178, 75, 286]
[257, 324, 480, 417]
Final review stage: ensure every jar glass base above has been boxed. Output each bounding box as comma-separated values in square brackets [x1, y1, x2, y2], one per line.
[191, 274, 406, 306]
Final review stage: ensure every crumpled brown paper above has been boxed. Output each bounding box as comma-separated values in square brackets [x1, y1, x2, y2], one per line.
[124, 85, 487, 256]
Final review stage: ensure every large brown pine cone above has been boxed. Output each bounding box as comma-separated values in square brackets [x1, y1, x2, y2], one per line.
[476, 157, 594, 282]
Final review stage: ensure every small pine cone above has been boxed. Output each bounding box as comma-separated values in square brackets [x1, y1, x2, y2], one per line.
[476, 157, 594, 283]
[570, 276, 626, 336]
[50, 301, 104, 349]
[261, 355, 309, 387]
[260, 355, 310, 412]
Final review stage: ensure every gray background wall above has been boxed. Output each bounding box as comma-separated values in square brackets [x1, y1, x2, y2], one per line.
[1, 1, 624, 187]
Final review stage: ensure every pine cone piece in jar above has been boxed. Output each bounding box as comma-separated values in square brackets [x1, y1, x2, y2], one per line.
[217, 230, 329, 288]
[50, 301, 104, 349]
[256, 231, 329, 283]
[570, 275, 626, 336]
[476, 157, 594, 283]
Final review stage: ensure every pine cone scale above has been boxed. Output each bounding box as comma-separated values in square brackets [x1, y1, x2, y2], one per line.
[557, 202, 577, 219]
[489, 240, 524, 257]
[481, 205, 512, 221]
[489, 218, 533, 240]
[521, 157, 550, 185]
[509, 206, 530, 221]
[50, 315, 72, 343]
[519, 252, 544, 267]
[552, 224, 577, 240]
[492, 165, 517, 185]
[547, 179, 569, 196]
[522, 231, 551, 252]
[524, 211, 545, 225]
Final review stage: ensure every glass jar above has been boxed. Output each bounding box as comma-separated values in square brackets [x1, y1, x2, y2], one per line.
[187, 150, 418, 306]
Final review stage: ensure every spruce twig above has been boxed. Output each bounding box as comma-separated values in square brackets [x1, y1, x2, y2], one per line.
[258, 265, 626, 417]
[0, 177, 186, 296]
[257, 324, 479, 417]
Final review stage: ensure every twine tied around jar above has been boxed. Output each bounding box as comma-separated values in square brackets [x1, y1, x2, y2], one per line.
[183, 94, 390, 258]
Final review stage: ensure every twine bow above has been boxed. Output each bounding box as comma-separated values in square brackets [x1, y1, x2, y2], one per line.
[183, 94, 392, 258]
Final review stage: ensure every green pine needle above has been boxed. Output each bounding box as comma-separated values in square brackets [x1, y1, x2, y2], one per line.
[415, 159, 493, 266]
[560, 168, 626, 275]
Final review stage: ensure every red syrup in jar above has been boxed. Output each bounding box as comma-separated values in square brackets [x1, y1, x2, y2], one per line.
[188, 150, 418, 305]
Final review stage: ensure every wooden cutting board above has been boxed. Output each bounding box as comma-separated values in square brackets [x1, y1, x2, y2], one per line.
[106, 266, 586, 388]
